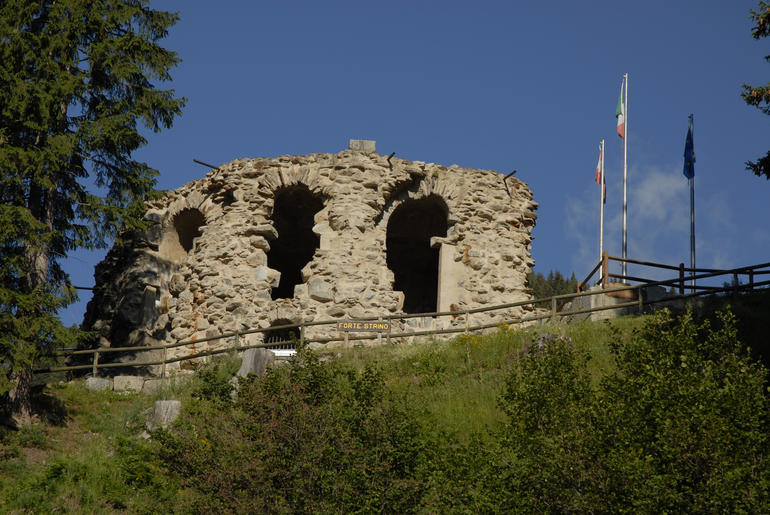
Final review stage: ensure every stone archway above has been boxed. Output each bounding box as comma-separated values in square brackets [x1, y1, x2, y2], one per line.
[173, 208, 206, 253]
[159, 208, 206, 263]
[386, 195, 448, 314]
[267, 185, 324, 300]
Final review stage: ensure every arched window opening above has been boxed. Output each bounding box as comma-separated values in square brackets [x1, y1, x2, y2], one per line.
[173, 208, 206, 253]
[386, 196, 448, 314]
[265, 319, 297, 356]
[267, 185, 323, 300]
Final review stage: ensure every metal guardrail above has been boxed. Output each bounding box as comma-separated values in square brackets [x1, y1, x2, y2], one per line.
[34, 260, 770, 377]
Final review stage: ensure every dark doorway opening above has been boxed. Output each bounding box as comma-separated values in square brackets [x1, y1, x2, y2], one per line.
[267, 185, 324, 300]
[386, 196, 448, 314]
[264, 319, 297, 351]
[173, 208, 206, 253]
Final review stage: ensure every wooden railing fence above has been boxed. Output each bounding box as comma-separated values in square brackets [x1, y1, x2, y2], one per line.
[579, 251, 770, 295]
[34, 258, 770, 377]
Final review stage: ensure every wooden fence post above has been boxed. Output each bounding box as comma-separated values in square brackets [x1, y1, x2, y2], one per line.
[749, 270, 755, 290]
[637, 287, 644, 314]
[679, 263, 685, 295]
[161, 344, 168, 380]
[465, 311, 470, 334]
[601, 251, 609, 289]
[299, 325, 305, 349]
[550, 296, 557, 323]
[92, 350, 99, 377]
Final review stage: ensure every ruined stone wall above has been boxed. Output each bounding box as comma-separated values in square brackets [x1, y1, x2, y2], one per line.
[82, 148, 538, 372]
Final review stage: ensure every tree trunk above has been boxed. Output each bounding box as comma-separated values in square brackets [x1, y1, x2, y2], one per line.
[7, 368, 33, 428]
[26, 184, 52, 287]
[12, 182, 56, 426]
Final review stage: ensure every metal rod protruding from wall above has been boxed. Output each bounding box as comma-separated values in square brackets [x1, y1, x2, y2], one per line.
[501, 170, 517, 198]
[193, 159, 221, 171]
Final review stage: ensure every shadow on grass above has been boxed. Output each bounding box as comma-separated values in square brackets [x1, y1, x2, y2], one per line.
[31, 385, 68, 427]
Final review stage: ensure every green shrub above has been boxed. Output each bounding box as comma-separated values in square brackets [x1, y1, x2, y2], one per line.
[497, 336, 606, 512]
[9, 309, 764, 513]
[156, 349, 425, 513]
[494, 309, 770, 512]
[188, 353, 240, 407]
[599, 309, 770, 511]
[12, 423, 49, 449]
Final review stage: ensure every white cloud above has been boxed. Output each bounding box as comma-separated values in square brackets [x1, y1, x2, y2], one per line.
[565, 162, 693, 283]
[631, 168, 688, 229]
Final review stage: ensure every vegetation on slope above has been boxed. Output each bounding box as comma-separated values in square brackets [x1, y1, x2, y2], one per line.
[1, 304, 769, 513]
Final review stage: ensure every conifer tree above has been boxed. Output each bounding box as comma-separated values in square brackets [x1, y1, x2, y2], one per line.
[0, 0, 184, 425]
[526, 270, 578, 299]
[743, 1, 770, 178]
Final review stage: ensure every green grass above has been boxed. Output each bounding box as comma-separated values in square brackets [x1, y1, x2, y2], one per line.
[3, 294, 767, 512]
[322, 316, 644, 440]
[0, 379, 194, 513]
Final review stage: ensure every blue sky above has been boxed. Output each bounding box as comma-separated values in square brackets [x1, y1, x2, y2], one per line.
[61, 1, 770, 325]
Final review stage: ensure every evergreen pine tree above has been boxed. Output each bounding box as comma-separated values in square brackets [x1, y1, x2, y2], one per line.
[526, 270, 578, 299]
[0, 0, 185, 426]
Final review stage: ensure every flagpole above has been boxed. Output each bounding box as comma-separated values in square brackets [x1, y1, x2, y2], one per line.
[622, 73, 628, 283]
[689, 114, 695, 291]
[599, 139, 605, 273]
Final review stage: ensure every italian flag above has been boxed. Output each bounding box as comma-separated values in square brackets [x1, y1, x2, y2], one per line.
[616, 81, 626, 139]
[595, 149, 602, 184]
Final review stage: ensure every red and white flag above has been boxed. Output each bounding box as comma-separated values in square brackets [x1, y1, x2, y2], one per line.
[595, 144, 606, 203]
[595, 148, 602, 184]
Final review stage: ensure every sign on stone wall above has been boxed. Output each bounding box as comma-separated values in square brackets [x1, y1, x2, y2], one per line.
[337, 320, 390, 332]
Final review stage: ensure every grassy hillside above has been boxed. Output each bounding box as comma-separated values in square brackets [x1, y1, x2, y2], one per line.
[1, 296, 769, 513]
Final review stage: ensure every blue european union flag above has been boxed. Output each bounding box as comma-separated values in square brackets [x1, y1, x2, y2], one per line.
[683, 125, 695, 179]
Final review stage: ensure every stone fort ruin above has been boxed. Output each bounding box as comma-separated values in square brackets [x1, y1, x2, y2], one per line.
[82, 141, 538, 370]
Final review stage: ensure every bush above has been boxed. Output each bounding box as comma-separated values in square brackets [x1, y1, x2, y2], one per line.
[156, 350, 425, 513]
[496, 336, 606, 512]
[495, 309, 770, 512]
[188, 353, 240, 407]
[128, 310, 770, 512]
[599, 309, 770, 511]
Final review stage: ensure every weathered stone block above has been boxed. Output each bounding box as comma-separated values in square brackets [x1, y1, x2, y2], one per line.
[168, 274, 186, 295]
[142, 378, 164, 394]
[226, 300, 245, 312]
[246, 224, 278, 240]
[114, 375, 145, 392]
[326, 305, 346, 317]
[254, 266, 280, 287]
[308, 278, 333, 302]
[85, 376, 113, 391]
[237, 348, 275, 378]
[150, 399, 181, 429]
[348, 139, 376, 152]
